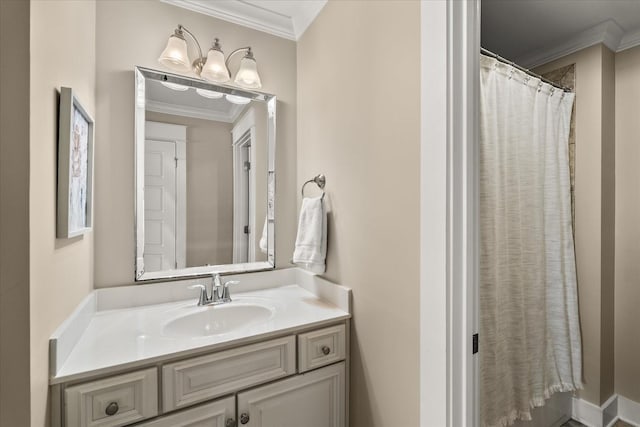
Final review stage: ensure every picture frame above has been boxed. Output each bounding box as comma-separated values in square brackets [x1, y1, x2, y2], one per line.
[57, 87, 94, 238]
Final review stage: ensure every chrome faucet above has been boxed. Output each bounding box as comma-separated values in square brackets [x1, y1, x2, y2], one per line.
[191, 274, 239, 306]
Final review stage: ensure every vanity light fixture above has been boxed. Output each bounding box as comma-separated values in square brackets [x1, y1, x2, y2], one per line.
[159, 25, 262, 89]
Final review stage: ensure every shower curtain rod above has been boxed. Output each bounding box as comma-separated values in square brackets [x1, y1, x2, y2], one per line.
[480, 47, 573, 93]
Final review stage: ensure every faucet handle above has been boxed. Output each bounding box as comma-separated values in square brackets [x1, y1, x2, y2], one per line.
[189, 284, 208, 306]
[220, 280, 239, 302]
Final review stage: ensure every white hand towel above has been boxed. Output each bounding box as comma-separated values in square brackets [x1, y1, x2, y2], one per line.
[292, 196, 327, 274]
[259, 216, 268, 254]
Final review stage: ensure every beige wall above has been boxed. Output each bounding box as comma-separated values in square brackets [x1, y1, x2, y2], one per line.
[0, 1, 31, 425]
[145, 111, 234, 266]
[297, 1, 420, 426]
[94, 1, 296, 287]
[535, 44, 615, 405]
[614, 45, 640, 403]
[29, 1, 97, 426]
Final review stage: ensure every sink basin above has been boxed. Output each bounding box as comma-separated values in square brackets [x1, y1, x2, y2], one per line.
[163, 303, 274, 337]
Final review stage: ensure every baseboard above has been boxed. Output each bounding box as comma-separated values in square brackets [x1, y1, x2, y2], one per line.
[572, 396, 611, 427]
[618, 395, 640, 425]
[573, 394, 640, 427]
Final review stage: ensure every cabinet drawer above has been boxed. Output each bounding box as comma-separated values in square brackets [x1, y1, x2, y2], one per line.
[298, 324, 346, 373]
[163, 336, 296, 412]
[137, 396, 235, 426]
[64, 367, 158, 427]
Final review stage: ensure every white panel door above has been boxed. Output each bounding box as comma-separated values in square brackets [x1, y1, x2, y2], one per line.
[237, 362, 345, 427]
[144, 140, 176, 272]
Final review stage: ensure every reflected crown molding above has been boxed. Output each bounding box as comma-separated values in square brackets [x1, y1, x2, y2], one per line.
[146, 99, 245, 123]
[517, 19, 640, 69]
[161, 0, 327, 41]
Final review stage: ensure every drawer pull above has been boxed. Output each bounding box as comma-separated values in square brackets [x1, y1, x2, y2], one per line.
[226, 418, 237, 427]
[105, 402, 119, 416]
[240, 412, 250, 424]
[321, 345, 331, 355]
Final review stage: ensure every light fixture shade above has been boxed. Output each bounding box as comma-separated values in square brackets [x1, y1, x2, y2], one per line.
[158, 34, 190, 72]
[225, 94, 251, 105]
[201, 49, 230, 83]
[196, 88, 223, 99]
[234, 56, 262, 89]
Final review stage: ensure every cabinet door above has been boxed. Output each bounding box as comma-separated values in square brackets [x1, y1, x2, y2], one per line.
[137, 396, 235, 427]
[237, 362, 345, 427]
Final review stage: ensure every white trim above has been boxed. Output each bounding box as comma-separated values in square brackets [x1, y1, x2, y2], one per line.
[146, 99, 242, 123]
[175, 141, 187, 269]
[420, 0, 479, 426]
[516, 19, 639, 69]
[160, 0, 327, 41]
[618, 395, 640, 425]
[420, 0, 448, 425]
[618, 27, 640, 52]
[231, 108, 257, 264]
[572, 396, 610, 427]
[572, 394, 640, 427]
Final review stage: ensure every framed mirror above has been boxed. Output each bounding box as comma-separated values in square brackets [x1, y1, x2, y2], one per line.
[134, 67, 275, 281]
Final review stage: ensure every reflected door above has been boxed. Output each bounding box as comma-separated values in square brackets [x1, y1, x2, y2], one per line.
[143, 121, 187, 273]
[144, 140, 177, 271]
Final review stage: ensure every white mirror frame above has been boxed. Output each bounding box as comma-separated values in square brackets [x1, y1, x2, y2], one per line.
[134, 67, 276, 281]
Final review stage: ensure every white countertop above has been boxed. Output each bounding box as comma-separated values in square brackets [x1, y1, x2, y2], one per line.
[50, 269, 351, 384]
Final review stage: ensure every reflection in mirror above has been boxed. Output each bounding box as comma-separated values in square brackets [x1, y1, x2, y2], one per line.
[135, 67, 275, 281]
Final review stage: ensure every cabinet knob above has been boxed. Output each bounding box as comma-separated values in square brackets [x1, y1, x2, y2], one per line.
[240, 412, 250, 424]
[321, 345, 331, 355]
[226, 418, 237, 427]
[105, 402, 119, 416]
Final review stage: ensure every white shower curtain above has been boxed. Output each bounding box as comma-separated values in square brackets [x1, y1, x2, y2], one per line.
[479, 55, 583, 427]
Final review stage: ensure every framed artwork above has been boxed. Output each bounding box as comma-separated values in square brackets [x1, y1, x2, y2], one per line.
[57, 87, 94, 238]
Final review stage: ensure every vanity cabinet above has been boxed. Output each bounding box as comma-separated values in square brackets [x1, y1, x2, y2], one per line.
[54, 322, 348, 427]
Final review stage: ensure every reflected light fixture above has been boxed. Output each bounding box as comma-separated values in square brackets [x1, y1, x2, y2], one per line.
[225, 94, 251, 105]
[158, 24, 262, 89]
[196, 88, 223, 99]
[160, 81, 189, 91]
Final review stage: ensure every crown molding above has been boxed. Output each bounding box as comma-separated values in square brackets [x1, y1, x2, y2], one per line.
[146, 99, 241, 123]
[516, 20, 626, 69]
[619, 27, 640, 52]
[161, 0, 327, 41]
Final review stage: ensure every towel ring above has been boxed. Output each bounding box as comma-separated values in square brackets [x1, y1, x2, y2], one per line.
[301, 174, 326, 199]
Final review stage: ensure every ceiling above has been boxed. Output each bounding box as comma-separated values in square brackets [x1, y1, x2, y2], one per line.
[482, 0, 640, 67]
[161, 0, 327, 40]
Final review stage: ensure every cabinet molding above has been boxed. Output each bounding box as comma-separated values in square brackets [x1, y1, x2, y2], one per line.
[163, 335, 296, 411]
[298, 324, 346, 372]
[64, 367, 158, 427]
